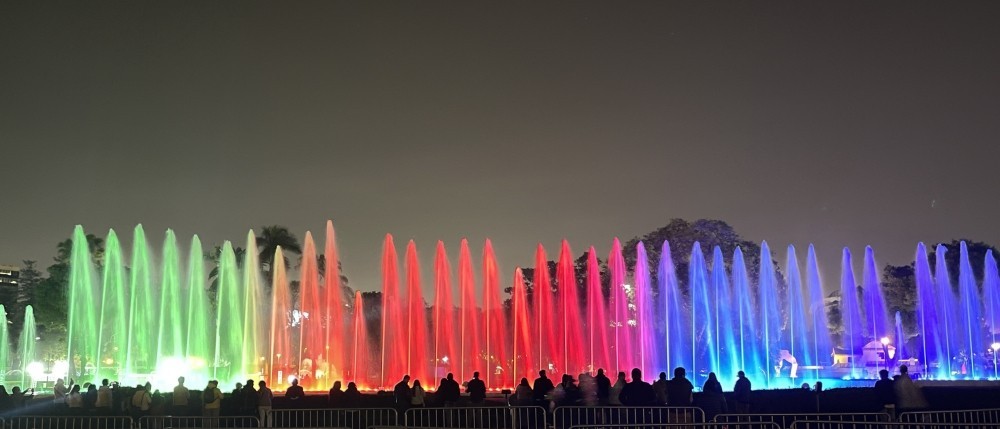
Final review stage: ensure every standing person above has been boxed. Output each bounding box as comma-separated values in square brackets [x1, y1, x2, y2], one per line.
[130, 384, 152, 423]
[578, 373, 597, 406]
[666, 367, 693, 407]
[67, 384, 84, 411]
[95, 380, 112, 415]
[257, 381, 273, 428]
[733, 371, 752, 413]
[172, 377, 189, 416]
[467, 372, 487, 405]
[652, 372, 669, 405]
[343, 382, 362, 408]
[393, 375, 411, 411]
[0, 386, 10, 413]
[514, 378, 533, 406]
[286, 378, 305, 403]
[609, 372, 626, 406]
[53, 378, 68, 404]
[439, 374, 460, 407]
[532, 370, 554, 407]
[700, 372, 728, 422]
[594, 369, 611, 405]
[874, 369, 896, 418]
[555, 374, 582, 407]
[328, 381, 344, 407]
[620, 368, 656, 406]
[84, 384, 98, 413]
[894, 365, 927, 413]
[241, 380, 257, 418]
[203, 380, 222, 428]
[411, 380, 426, 407]
[11, 386, 33, 409]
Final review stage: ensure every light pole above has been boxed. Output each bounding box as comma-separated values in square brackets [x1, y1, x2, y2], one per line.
[880, 337, 890, 373]
[991, 343, 1000, 380]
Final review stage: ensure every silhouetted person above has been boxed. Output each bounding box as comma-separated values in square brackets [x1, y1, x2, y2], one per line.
[54, 378, 68, 405]
[231, 382, 244, 413]
[0, 386, 11, 412]
[733, 371, 751, 413]
[96, 379, 112, 415]
[439, 373, 460, 406]
[467, 372, 487, 404]
[666, 367, 693, 406]
[84, 384, 98, 411]
[11, 386, 32, 409]
[703, 372, 723, 394]
[874, 369, 895, 414]
[393, 375, 411, 410]
[609, 372, 626, 405]
[894, 365, 927, 412]
[328, 381, 344, 407]
[595, 369, 611, 405]
[343, 382, 362, 408]
[652, 372, 669, 404]
[514, 378, 533, 405]
[242, 380, 257, 417]
[257, 381, 273, 428]
[286, 378, 305, 402]
[130, 384, 151, 421]
[172, 377, 189, 416]
[700, 372, 727, 421]
[411, 380, 426, 407]
[203, 380, 222, 428]
[578, 373, 597, 406]
[555, 374, 581, 406]
[620, 368, 656, 406]
[532, 370, 554, 406]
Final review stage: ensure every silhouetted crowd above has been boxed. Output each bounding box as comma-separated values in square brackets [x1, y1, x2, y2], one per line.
[8, 363, 934, 425]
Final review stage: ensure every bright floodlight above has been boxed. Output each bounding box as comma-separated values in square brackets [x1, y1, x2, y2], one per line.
[26, 361, 44, 379]
[53, 360, 69, 377]
[992, 342, 1000, 352]
[880, 337, 890, 346]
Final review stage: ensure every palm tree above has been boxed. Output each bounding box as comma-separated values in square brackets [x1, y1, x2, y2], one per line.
[256, 225, 301, 276]
[205, 245, 246, 297]
[55, 234, 105, 266]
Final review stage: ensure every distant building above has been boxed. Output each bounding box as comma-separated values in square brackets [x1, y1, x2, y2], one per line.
[0, 264, 18, 288]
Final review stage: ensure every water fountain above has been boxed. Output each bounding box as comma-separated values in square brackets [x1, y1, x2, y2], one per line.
[60, 221, 1000, 391]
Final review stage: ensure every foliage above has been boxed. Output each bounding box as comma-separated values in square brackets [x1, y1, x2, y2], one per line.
[31, 235, 105, 360]
[204, 245, 245, 304]
[622, 218, 765, 285]
[928, 240, 1000, 286]
[256, 225, 301, 275]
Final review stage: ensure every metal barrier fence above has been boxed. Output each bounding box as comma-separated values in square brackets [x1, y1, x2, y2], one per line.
[404, 406, 546, 429]
[7, 416, 134, 429]
[554, 406, 706, 429]
[898, 408, 1000, 425]
[791, 421, 1000, 429]
[713, 413, 890, 429]
[571, 423, 782, 429]
[137, 415, 259, 428]
[269, 408, 398, 429]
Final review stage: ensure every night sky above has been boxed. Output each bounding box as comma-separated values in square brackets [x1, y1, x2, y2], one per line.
[2, 1, 999, 292]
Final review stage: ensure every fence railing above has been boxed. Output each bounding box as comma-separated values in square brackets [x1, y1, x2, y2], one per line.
[898, 408, 1000, 425]
[571, 423, 782, 429]
[6, 416, 134, 429]
[403, 406, 546, 429]
[269, 408, 398, 429]
[554, 406, 705, 429]
[713, 413, 889, 429]
[791, 421, 1000, 429]
[136, 415, 259, 428]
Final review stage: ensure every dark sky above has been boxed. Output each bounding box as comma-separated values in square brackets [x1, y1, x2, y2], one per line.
[2, 1, 999, 293]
